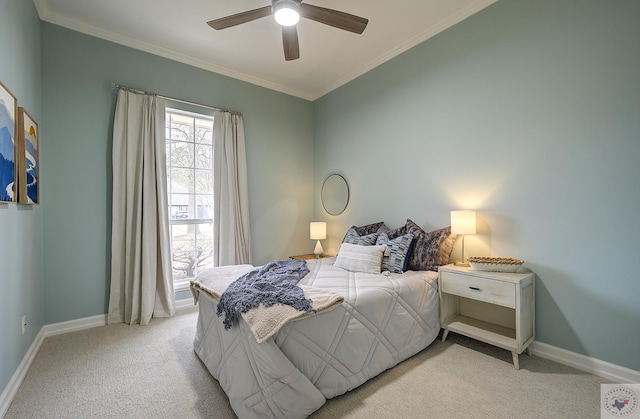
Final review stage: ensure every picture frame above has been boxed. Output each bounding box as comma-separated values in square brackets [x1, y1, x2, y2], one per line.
[0, 81, 18, 203]
[17, 107, 39, 205]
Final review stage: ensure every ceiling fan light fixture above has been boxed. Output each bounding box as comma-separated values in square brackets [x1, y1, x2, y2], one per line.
[273, 0, 300, 27]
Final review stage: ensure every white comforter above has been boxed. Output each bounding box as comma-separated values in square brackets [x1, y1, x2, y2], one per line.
[192, 258, 440, 418]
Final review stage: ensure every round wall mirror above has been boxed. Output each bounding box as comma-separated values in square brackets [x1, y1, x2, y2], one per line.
[321, 173, 350, 216]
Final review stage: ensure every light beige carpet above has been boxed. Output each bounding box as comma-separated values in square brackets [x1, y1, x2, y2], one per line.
[5, 311, 608, 418]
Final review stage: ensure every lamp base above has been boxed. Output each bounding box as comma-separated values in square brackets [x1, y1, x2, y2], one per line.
[454, 261, 470, 267]
[313, 240, 324, 258]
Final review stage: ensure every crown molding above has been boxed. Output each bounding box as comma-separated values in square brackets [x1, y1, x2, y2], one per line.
[32, 0, 48, 19]
[34, 0, 496, 101]
[33, 0, 314, 101]
[315, 0, 497, 100]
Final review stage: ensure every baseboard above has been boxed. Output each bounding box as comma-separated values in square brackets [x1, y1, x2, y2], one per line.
[0, 298, 197, 417]
[40, 299, 197, 337]
[42, 313, 108, 338]
[0, 328, 46, 418]
[530, 341, 640, 384]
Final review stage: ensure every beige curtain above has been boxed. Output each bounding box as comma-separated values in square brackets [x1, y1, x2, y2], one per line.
[213, 111, 252, 266]
[108, 90, 175, 325]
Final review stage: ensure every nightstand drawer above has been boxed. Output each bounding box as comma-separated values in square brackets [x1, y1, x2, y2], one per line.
[440, 271, 516, 308]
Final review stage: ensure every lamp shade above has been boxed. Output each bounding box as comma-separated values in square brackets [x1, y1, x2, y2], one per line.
[451, 210, 476, 235]
[310, 222, 327, 240]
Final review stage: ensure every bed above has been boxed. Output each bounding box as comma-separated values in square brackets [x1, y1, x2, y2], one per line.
[190, 220, 455, 418]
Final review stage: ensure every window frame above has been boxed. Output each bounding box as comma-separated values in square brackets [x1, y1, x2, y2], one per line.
[165, 106, 215, 291]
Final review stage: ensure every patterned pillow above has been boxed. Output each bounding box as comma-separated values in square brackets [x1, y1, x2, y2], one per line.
[342, 227, 379, 246]
[375, 232, 415, 273]
[334, 243, 386, 274]
[405, 219, 457, 271]
[352, 222, 385, 236]
[384, 224, 407, 239]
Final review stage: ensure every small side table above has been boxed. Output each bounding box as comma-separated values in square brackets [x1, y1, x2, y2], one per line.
[438, 264, 535, 370]
[289, 253, 333, 260]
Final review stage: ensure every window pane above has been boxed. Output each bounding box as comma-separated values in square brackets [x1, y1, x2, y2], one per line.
[170, 223, 215, 279]
[195, 231, 214, 275]
[171, 228, 196, 278]
[170, 223, 187, 239]
[195, 169, 212, 196]
[169, 140, 194, 168]
[169, 122, 192, 142]
[195, 125, 213, 145]
[171, 168, 195, 194]
[169, 193, 189, 219]
[196, 195, 213, 219]
[171, 250, 193, 280]
[195, 144, 212, 169]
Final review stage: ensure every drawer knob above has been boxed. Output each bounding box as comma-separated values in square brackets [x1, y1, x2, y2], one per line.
[469, 286, 481, 291]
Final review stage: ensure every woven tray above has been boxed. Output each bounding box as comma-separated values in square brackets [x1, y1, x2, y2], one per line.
[467, 257, 524, 273]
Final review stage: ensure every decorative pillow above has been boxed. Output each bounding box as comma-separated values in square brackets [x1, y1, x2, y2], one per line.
[405, 219, 457, 271]
[375, 232, 415, 274]
[376, 224, 391, 234]
[352, 222, 385, 236]
[334, 243, 386, 274]
[343, 227, 378, 246]
[383, 224, 407, 239]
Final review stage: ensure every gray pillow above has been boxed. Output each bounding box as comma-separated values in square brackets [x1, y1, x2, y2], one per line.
[405, 219, 456, 271]
[342, 227, 378, 246]
[352, 222, 385, 236]
[383, 224, 407, 239]
[341, 222, 386, 244]
[334, 243, 386, 274]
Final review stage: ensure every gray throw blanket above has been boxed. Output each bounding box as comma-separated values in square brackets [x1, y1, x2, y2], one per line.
[216, 259, 314, 330]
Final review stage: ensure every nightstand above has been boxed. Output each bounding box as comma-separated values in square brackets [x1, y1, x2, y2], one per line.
[289, 254, 333, 260]
[438, 264, 535, 369]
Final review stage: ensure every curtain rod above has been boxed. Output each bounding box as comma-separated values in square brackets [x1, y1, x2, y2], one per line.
[110, 83, 243, 117]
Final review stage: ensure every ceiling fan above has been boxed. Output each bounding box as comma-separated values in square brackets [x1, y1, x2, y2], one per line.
[207, 0, 369, 61]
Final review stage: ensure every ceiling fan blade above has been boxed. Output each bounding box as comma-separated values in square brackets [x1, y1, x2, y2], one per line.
[207, 6, 272, 30]
[282, 26, 300, 61]
[300, 4, 368, 34]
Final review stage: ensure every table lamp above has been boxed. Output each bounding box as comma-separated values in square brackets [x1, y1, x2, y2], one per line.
[310, 222, 326, 258]
[451, 210, 476, 266]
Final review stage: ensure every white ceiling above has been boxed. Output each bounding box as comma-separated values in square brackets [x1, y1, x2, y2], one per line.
[34, 0, 496, 101]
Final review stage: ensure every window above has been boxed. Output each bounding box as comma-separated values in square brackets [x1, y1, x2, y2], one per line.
[165, 108, 214, 290]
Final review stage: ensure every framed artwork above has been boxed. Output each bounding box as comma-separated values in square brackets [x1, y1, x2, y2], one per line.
[0, 81, 18, 202]
[18, 107, 39, 204]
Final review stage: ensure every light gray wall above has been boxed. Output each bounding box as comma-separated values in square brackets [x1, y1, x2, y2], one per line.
[40, 23, 315, 323]
[0, 0, 43, 397]
[313, 0, 640, 371]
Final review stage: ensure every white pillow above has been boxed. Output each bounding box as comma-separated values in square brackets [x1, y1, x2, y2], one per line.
[334, 243, 386, 274]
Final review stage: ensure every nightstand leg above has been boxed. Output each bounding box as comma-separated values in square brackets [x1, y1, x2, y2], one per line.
[525, 347, 532, 356]
[441, 328, 449, 342]
[512, 351, 520, 370]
